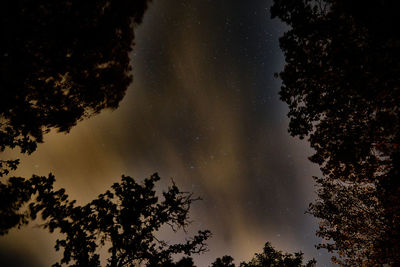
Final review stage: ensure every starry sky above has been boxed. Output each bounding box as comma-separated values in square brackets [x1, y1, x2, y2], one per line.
[1, 1, 333, 266]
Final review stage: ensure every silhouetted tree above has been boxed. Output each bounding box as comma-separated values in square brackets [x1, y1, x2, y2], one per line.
[0, 0, 151, 175]
[0, 159, 20, 177]
[239, 242, 316, 267]
[169, 242, 315, 267]
[271, 0, 400, 265]
[211, 255, 235, 267]
[308, 177, 385, 265]
[1, 172, 320, 266]
[0, 174, 39, 235]
[1, 173, 210, 266]
[165, 257, 197, 267]
[207, 242, 315, 267]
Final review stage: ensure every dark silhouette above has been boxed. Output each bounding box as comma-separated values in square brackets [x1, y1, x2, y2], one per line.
[207, 242, 315, 267]
[1, 172, 319, 266]
[271, 0, 400, 265]
[0, 0, 151, 176]
[210, 256, 235, 267]
[165, 257, 197, 267]
[1, 173, 210, 266]
[0, 159, 19, 177]
[0, 174, 37, 235]
[167, 242, 315, 267]
[239, 242, 315, 267]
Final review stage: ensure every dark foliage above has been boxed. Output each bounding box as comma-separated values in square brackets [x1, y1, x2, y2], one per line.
[165, 257, 197, 267]
[0, 159, 20, 177]
[271, 0, 400, 265]
[206, 242, 315, 267]
[0, 0, 150, 176]
[0, 173, 316, 266]
[0, 174, 40, 235]
[164, 242, 315, 267]
[0, 173, 210, 266]
[239, 242, 315, 267]
[210, 256, 235, 267]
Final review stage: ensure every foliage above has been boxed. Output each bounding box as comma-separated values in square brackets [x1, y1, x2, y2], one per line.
[308, 178, 385, 265]
[0, 172, 317, 266]
[0, 173, 210, 266]
[271, 0, 400, 265]
[0, 159, 20, 177]
[0, 174, 40, 235]
[207, 243, 315, 267]
[165, 257, 197, 267]
[211, 256, 235, 267]
[0, 0, 151, 176]
[167, 242, 315, 267]
[239, 242, 315, 267]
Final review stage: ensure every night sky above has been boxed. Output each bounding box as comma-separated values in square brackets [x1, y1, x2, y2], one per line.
[1, 1, 333, 266]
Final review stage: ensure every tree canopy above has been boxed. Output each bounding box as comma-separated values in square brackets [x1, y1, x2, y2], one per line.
[1, 172, 317, 267]
[0, 0, 150, 172]
[210, 256, 235, 267]
[209, 243, 315, 267]
[239, 242, 315, 267]
[1, 173, 210, 266]
[271, 0, 400, 265]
